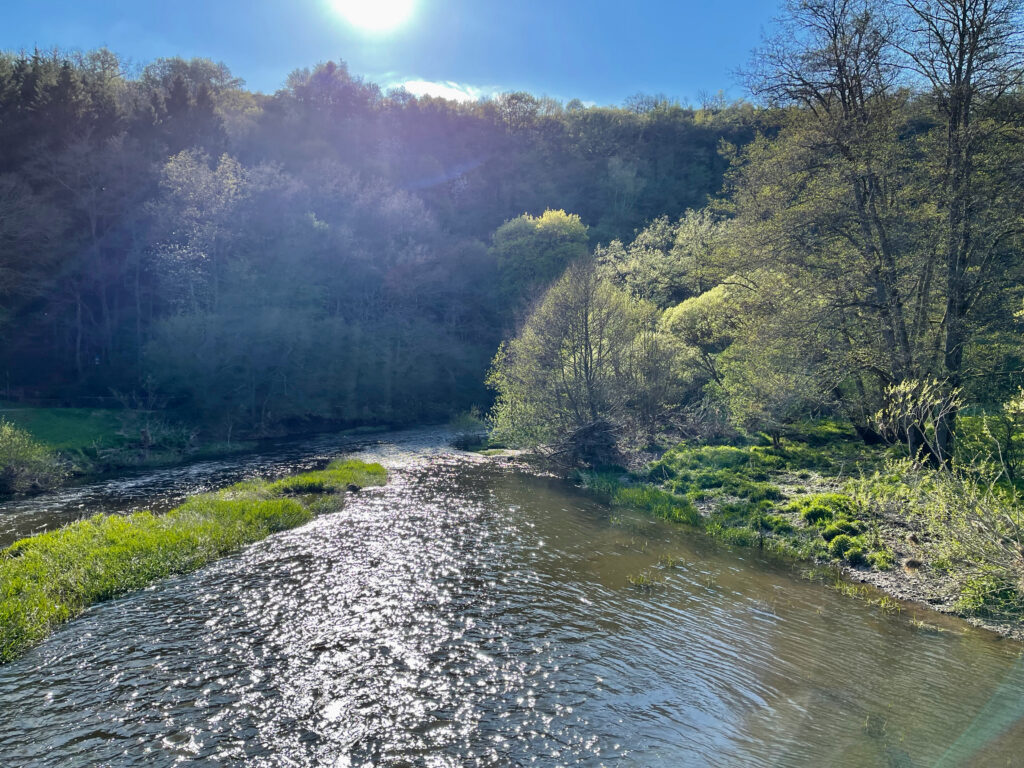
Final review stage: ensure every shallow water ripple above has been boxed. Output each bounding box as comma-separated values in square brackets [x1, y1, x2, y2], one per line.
[1, 441, 1023, 767]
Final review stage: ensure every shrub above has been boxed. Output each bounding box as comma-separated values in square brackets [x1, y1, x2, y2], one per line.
[845, 547, 868, 567]
[0, 419, 67, 494]
[868, 550, 895, 570]
[828, 534, 856, 558]
[821, 519, 865, 542]
[760, 514, 794, 534]
[851, 458, 1024, 617]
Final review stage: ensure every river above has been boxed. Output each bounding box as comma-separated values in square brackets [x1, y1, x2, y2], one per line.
[0, 428, 1022, 766]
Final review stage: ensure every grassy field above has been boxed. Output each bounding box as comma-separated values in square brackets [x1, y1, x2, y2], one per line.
[0, 405, 126, 452]
[0, 458, 387, 663]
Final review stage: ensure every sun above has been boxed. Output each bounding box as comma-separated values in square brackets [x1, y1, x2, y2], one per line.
[332, 0, 416, 32]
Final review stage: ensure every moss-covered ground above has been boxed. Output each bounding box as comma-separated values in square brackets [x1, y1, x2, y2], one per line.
[578, 421, 1024, 637]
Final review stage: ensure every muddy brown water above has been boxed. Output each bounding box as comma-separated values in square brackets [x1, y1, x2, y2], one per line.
[0, 429, 1022, 766]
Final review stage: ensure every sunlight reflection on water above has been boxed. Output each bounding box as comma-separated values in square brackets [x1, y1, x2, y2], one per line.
[0, 434, 1022, 766]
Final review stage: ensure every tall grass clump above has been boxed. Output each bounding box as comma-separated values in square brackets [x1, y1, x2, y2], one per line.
[267, 459, 387, 495]
[850, 458, 1024, 617]
[0, 418, 68, 494]
[449, 407, 490, 450]
[0, 458, 387, 663]
[613, 486, 701, 526]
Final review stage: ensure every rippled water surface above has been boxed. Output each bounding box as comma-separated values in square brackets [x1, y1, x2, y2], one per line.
[1, 431, 1023, 766]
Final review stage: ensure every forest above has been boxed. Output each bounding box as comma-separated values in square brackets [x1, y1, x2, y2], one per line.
[0, 45, 759, 436]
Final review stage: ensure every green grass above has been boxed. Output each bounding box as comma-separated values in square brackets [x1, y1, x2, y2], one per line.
[0, 458, 387, 664]
[0, 405, 126, 452]
[582, 426, 899, 572]
[612, 485, 701, 526]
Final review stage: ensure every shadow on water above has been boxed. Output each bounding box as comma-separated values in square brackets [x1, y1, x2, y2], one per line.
[0, 430, 1022, 766]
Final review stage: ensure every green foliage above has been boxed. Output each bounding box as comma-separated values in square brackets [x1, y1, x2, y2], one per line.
[0, 458, 387, 663]
[821, 519, 865, 542]
[758, 513, 794, 534]
[488, 259, 677, 453]
[613, 485, 701, 526]
[576, 469, 626, 500]
[491, 209, 589, 306]
[867, 550, 895, 571]
[267, 459, 388, 495]
[0, 407, 125, 452]
[828, 534, 856, 558]
[787, 493, 857, 526]
[844, 547, 867, 567]
[596, 210, 725, 308]
[449, 407, 488, 451]
[0, 419, 67, 494]
[850, 458, 1024, 617]
[956, 573, 1024, 617]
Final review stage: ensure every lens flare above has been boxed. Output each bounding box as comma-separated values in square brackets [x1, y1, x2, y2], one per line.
[332, 0, 416, 32]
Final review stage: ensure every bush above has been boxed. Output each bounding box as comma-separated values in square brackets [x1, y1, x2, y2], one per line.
[828, 534, 856, 558]
[867, 550, 895, 570]
[0, 419, 67, 494]
[821, 519, 865, 542]
[850, 458, 1024, 617]
[845, 547, 868, 567]
[760, 514, 794, 534]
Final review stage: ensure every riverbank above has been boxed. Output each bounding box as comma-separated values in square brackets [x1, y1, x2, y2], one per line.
[558, 425, 1024, 642]
[0, 402, 399, 496]
[0, 458, 387, 663]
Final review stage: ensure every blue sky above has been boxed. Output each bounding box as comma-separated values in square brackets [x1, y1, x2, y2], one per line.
[2, 1, 781, 104]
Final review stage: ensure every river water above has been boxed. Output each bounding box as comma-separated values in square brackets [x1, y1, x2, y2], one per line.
[0, 429, 1022, 767]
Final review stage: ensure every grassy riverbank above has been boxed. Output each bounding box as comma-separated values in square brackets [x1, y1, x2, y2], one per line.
[0, 403, 404, 496]
[577, 422, 1024, 639]
[0, 458, 387, 664]
[0, 403, 258, 485]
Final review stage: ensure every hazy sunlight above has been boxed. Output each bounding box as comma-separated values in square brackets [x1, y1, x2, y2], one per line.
[332, 0, 416, 32]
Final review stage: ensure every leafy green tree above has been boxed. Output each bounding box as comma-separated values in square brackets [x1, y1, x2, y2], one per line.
[900, 0, 1024, 458]
[713, 274, 829, 446]
[661, 283, 736, 387]
[489, 209, 589, 312]
[488, 260, 673, 456]
[730, 0, 941, 445]
[596, 208, 723, 307]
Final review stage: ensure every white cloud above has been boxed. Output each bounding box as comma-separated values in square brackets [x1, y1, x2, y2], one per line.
[391, 79, 496, 102]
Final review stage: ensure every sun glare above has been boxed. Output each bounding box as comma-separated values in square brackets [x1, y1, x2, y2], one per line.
[332, 0, 416, 33]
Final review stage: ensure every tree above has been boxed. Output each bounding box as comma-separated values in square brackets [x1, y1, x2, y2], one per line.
[733, 0, 945, 447]
[489, 209, 589, 313]
[900, 0, 1024, 458]
[488, 260, 670, 459]
[596, 208, 724, 307]
[713, 273, 830, 446]
[661, 283, 736, 387]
